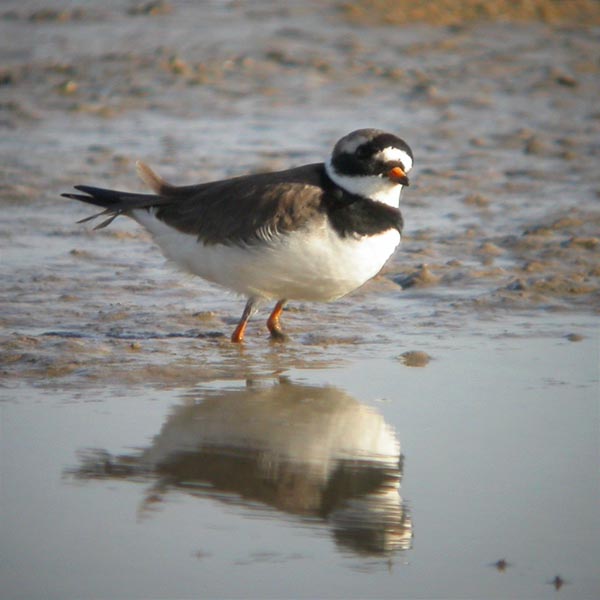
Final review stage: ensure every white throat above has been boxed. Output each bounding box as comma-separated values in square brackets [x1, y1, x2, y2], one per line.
[325, 159, 403, 208]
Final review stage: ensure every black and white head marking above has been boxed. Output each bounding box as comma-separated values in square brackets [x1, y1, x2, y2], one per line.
[325, 129, 414, 207]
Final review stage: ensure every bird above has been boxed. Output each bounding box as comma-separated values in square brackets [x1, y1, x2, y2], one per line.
[62, 128, 414, 342]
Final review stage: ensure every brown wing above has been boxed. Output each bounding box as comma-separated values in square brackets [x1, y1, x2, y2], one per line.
[63, 163, 329, 244]
[152, 163, 328, 245]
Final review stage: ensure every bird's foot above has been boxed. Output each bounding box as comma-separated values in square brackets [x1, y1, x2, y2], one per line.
[268, 327, 288, 342]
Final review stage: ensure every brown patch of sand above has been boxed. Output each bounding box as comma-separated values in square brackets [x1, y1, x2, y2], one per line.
[341, 0, 600, 26]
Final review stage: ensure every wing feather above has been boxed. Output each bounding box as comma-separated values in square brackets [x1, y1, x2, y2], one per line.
[63, 163, 329, 245]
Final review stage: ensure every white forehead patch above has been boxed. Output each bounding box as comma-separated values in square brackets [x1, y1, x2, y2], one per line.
[375, 147, 413, 172]
[337, 134, 369, 155]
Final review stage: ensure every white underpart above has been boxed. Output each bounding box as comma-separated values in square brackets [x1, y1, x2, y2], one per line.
[325, 159, 403, 208]
[132, 208, 401, 302]
[375, 147, 413, 172]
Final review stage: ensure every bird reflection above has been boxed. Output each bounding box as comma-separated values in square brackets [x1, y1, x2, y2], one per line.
[71, 378, 412, 556]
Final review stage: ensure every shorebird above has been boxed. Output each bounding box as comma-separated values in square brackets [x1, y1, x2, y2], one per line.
[63, 129, 413, 342]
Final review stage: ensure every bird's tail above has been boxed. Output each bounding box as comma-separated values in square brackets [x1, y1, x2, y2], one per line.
[61, 161, 173, 229]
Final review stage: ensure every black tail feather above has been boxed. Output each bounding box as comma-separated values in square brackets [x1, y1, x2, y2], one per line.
[62, 185, 158, 209]
[62, 184, 167, 228]
[61, 192, 117, 209]
[74, 208, 123, 230]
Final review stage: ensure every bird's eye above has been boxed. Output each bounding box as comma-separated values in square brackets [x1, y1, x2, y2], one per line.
[355, 146, 370, 160]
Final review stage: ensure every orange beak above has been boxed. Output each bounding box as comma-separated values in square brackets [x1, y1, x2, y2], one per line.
[387, 166, 409, 186]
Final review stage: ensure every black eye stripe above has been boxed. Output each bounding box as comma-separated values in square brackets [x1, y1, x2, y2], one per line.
[355, 145, 371, 159]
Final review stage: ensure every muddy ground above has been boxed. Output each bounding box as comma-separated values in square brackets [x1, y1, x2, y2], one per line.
[1, 3, 599, 599]
[1, 0, 599, 382]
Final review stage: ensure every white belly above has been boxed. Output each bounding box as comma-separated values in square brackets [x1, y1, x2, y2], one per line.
[133, 209, 400, 301]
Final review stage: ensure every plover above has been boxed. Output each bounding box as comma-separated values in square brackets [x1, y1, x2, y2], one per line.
[63, 129, 413, 342]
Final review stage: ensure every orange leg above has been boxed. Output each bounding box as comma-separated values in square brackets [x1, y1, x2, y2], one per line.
[231, 298, 258, 343]
[266, 299, 288, 341]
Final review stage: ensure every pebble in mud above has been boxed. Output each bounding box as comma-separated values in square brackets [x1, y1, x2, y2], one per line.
[127, 2, 174, 17]
[490, 559, 511, 572]
[463, 193, 490, 208]
[398, 351, 431, 367]
[565, 333, 584, 342]
[476, 241, 504, 260]
[394, 264, 441, 289]
[548, 575, 567, 591]
[566, 236, 599, 250]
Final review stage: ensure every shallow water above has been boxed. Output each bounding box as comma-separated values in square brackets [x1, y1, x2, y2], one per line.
[1, 1, 599, 598]
[2, 325, 598, 598]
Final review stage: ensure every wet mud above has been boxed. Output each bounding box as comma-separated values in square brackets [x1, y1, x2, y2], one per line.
[1, 3, 599, 598]
[1, 0, 599, 386]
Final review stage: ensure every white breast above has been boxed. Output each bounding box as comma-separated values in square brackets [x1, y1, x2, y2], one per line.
[132, 209, 401, 302]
